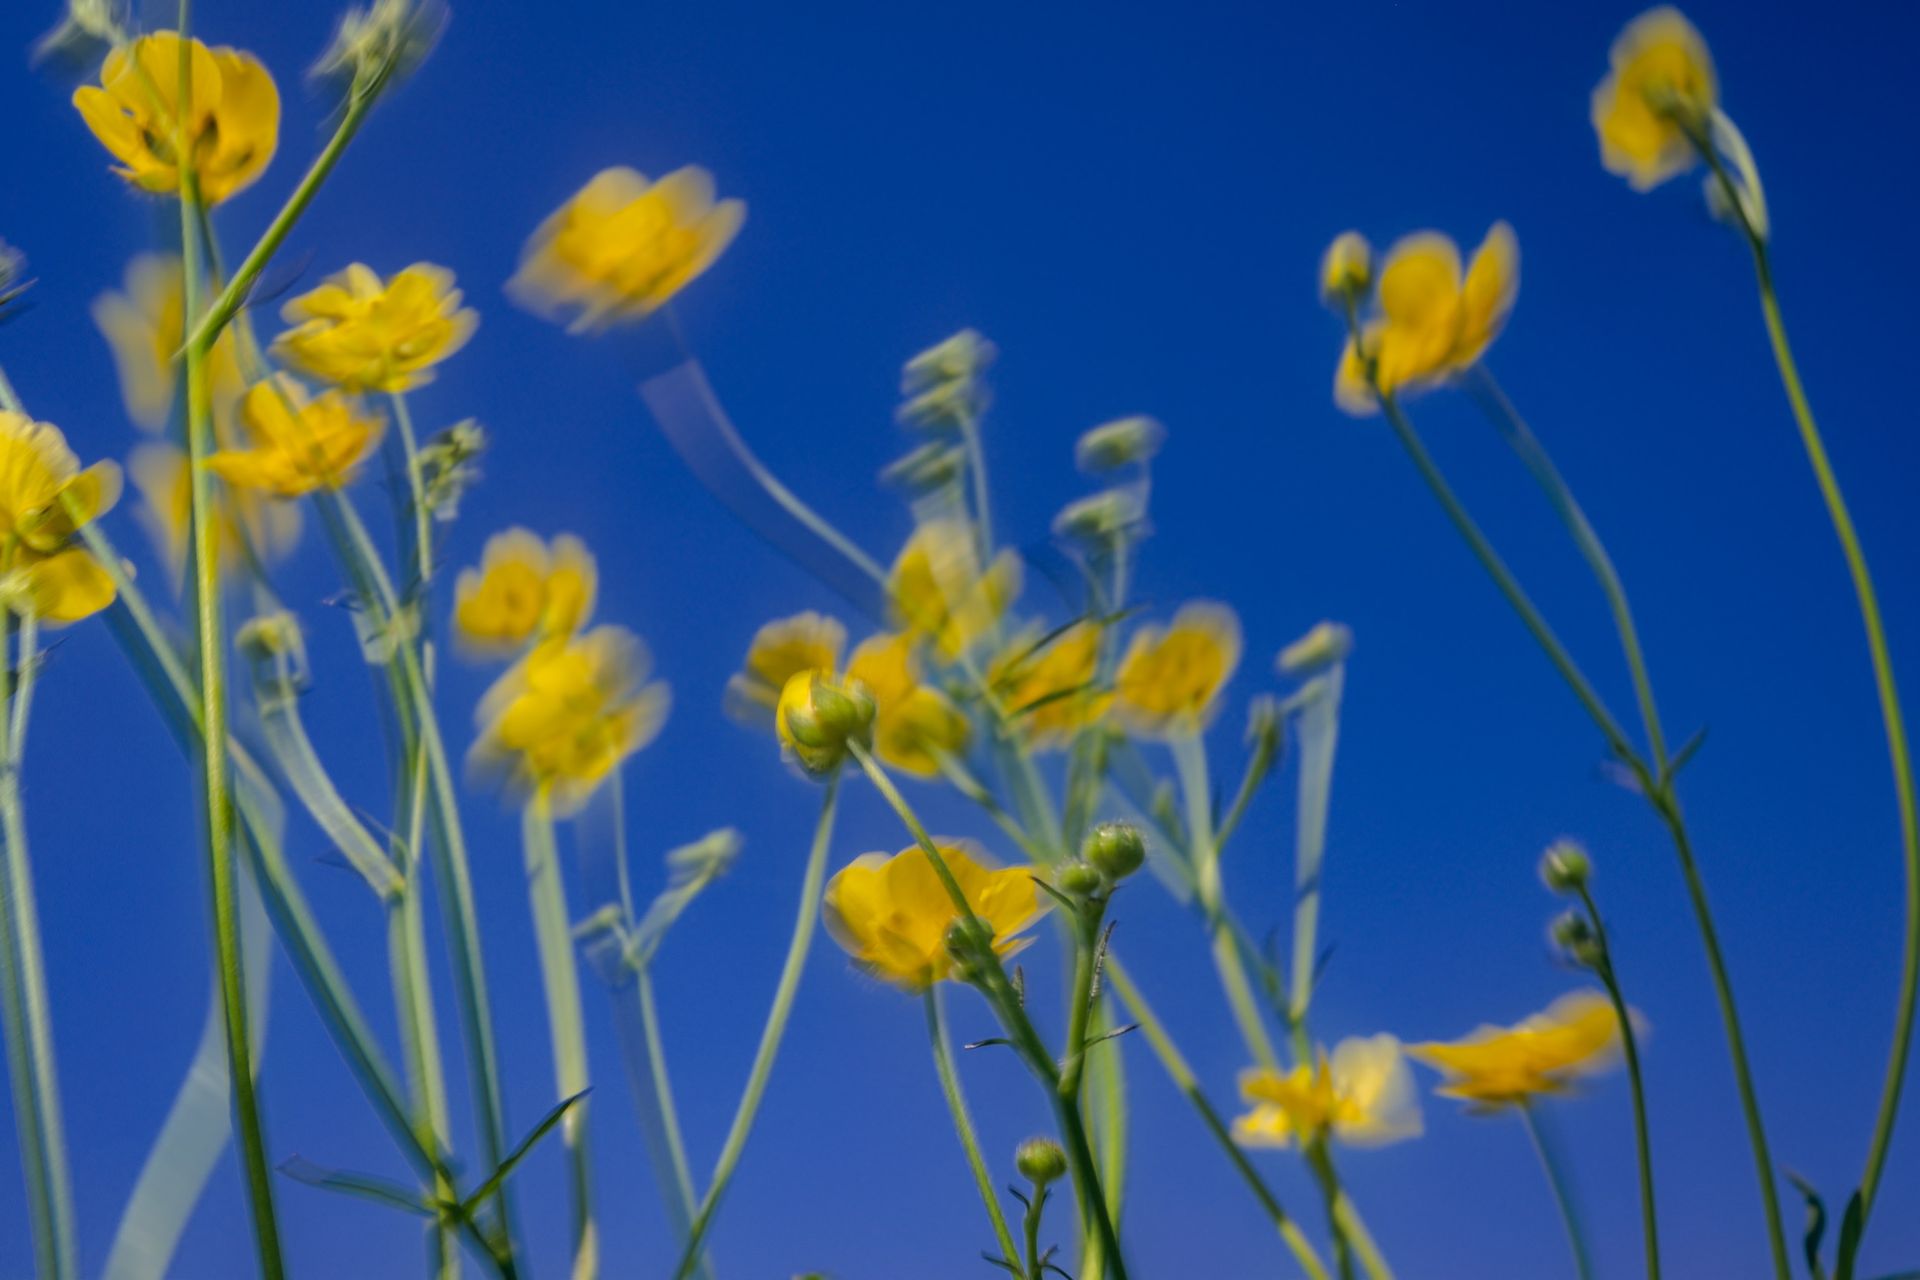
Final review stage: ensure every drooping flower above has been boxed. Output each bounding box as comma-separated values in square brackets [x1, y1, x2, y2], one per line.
[823, 841, 1044, 991]
[1333, 223, 1519, 416]
[452, 529, 597, 658]
[129, 442, 301, 581]
[1591, 8, 1718, 191]
[845, 632, 969, 777]
[471, 626, 670, 814]
[72, 31, 280, 204]
[273, 263, 478, 392]
[92, 253, 245, 433]
[1112, 601, 1241, 738]
[0, 412, 122, 624]
[1234, 1035, 1423, 1149]
[508, 166, 745, 333]
[723, 611, 847, 726]
[990, 621, 1107, 750]
[889, 520, 1021, 662]
[1409, 990, 1632, 1111]
[207, 376, 384, 497]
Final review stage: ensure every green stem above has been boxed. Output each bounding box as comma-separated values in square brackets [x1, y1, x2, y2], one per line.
[957, 406, 996, 562]
[1022, 1182, 1045, 1280]
[925, 985, 1021, 1269]
[1519, 1103, 1593, 1280]
[672, 772, 841, 1280]
[1287, 667, 1343, 1055]
[1577, 886, 1661, 1280]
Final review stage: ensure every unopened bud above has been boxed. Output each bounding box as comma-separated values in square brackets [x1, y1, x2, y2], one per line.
[1539, 840, 1592, 895]
[1074, 416, 1165, 473]
[1052, 488, 1145, 545]
[776, 669, 873, 777]
[1083, 821, 1146, 883]
[1015, 1137, 1068, 1185]
[1056, 860, 1104, 899]
[1319, 231, 1372, 305]
[901, 329, 996, 394]
[1277, 621, 1354, 677]
[1549, 910, 1604, 967]
[879, 442, 966, 492]
[943, 919, 992, 984]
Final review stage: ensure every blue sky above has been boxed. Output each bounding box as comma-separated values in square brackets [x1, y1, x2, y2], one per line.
[2, 0, 1919, 1275]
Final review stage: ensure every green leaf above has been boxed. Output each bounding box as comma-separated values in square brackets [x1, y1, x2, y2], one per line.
[1784, 1169, 1830, 1280]
[1834, 1191, 1865, 1280]
[457, 1090, 590, 1217]
[279, 1157, 432, 1217]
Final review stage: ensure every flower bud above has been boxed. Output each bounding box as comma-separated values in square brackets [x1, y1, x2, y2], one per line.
[1083, 821, 1147, 883]
[942, 918, 992, 985]
[777, 669, 874, 777]
[237, 610, 305, 662]
[1319, 231, 1372, 305]
[0, 241, 30, 320]
[314, 0, 447, 99]
[1056, 860, 1104, 899]
[879, 441, 966, 492]
[1539, 840, 1592, 895]
[901, 329, 996, 394]
[1074, 416, 1166, 473]
[1277, 620, 1354, 677]
[1052, 488, 1145, 546]
[1015, 1137, 1068, 1185]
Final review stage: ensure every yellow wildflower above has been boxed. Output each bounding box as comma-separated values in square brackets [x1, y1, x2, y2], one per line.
[129, 442, 301, 581]
[723, 611, 847, 726]
[823, 842, 1044, 991]
[776, 668, 874, 778]
[92, 254, 245, 433]
[471, 626, 670, 814]
[452, 528, 597, 658]
[1409, 990, 1632, 1111]
[1112, 601, 1241, 738]
[990, 621, 1106, 750]
[889, 520, 1021, 662]
[207, 376, 384, 497]
[508, 166, 745, 333]
[273, 263, 478, 392]
[0, 412, 122, 625]
[1234, 1034, 1423, 1149]
[72, 31, 280, 204]
[1592, 8, 1718, 191]
[1333, 223, 1519, 416]
[846, 632, 970, 778]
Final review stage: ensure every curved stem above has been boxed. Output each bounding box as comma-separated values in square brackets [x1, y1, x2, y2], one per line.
[1578, 886, 1661, 1280]
[1519, 1104, 1593, 1280]
[672, 772, 840, 1280]
[926, 986, 1020, 1269]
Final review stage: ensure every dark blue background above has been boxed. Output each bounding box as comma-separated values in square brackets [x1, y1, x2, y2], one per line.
[2, 0, 1917, 1275]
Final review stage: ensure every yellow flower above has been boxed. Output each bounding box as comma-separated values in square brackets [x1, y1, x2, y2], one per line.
[0, 412, 122, 625]
[471, 626, 670, 814]
[846, 632, 970, 778]
[776, 668, 874, 778]
[508, 166, 745, 333]
[207, 376, 384, 497]
[452, 528, 597, 659]
[723, 611, 847, 726]
[1333, 223, 1519, 416]
[1234, 1034, 1423, 1149]
[889, 520, 1021, 663]
[72, 31, 280, 204]
[273, 263, 479, 392]
[1592, 8, 1718, 191]
[92, 253, 246, 433]
[129, 442, 301, 582]
[990, 621, 1107, 750]
[1112, 601, 1241, 738]
[823, 842, 1044, 991]
[1409, 990, 1632, 1111]
[1320, 231, 1373, 303]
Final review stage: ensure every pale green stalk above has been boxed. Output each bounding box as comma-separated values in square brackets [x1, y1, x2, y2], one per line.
[1287, 666, 1343, 1054]
[1576, 884, 1660, 1280]
[0, 610, 75, 1280]
[672, 772, 841, 1280]
[1519, 1104, 1593, 1280]
[926, 984, 1021, 1269]
[524, 793, 596, 1277]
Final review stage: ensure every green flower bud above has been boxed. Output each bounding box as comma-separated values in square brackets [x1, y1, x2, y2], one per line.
[1015, 1136, 1068, 1185]
[1074, 415, 1166, 473]
[777, 670, 874, 777]
[942, 919, 992, 985]
[901, 329, 996, 394]
[1539, 839, 1592, 895]
[1084, 821, 1147, 883]
[879, 441, 966, 492]
[1052, 488, 1145, 545]
[1056, 860, 1104, 899]
[1549, 910, 1604, 967]
[1277, 621, 1354, 677]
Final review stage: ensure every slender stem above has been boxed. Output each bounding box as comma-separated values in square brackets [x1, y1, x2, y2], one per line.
[0, 611, 76, 1279]
[1519, 1104, 1593, 1280]
[672, 772, 841, 1280]
[1287, 667, 1343, 1055]
[635, 971, 703, 1246]
[390, 391, 435, 599]
[925, 986, 1020, 1269]
[1022, 1182, 1045, 1280]
[957, 406, 995, 562]
[1577, 886, 1661, 1280]
[1306, 1141, 1354, 1280]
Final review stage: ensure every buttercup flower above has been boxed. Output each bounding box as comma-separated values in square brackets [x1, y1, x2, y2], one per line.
[129, 442, 301, 581]
[990, 621, 1106, 750]
[0, 412, 122, 624]
[471, 626, 670, 814]
[508, 166, 745, 332]
[823, 841, 1044, 991]
[1333, 223, 1519, 416]
[723, 611, 847, 726]
[889, 520, 1021, 662]
[208, 376, 384, 497]
[93, 254, 245, 433]
[273, 263, 478, 392]
[72, 31, 280, 204]
[845, 632, 969, 778]
[1409, 990, 1631, 1111]
[776, 668, 874, 778]
[1234, 1034, 1423, 1149]
[1592, 8, 1718, 191]
[1113, 601, 1241, 738]
[452, 529, 597, 658]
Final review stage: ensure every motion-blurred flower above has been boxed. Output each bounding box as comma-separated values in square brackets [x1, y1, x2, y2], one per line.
[0, 412, 121, 624]
[1592, 7, 1718, 191]
[990, 620, 1106, 750]
[92, 254, 246, 433]
[723, 611, 847, 726]
[846, 632, 969, 777]
[273, 263, 477, 392]
[823, 842, 1043, 991]
[1409, 990, 1633, 1111]
[453, 528, 597, 659]
[1234, 1034, 1423, 1149]
[1113, 601, 1241, 739]
[889, 520, 1021, 663]
[128, 442, 301, 582]
[208, 376, 383, 497]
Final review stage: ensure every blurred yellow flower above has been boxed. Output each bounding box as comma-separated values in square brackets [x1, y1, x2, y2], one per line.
[1592, 8, 1718, 191]
[776, 668, 873, 778]
[1333, 223, 1518, 416]
[823, 841, 1043, 991]
[1234, 1034, 1423, 1149]
[129, 442, 301, 582]
[1320, 231, 1373, 303]
[889, 520, 1021, 663]
[273, 263, 478, 392]
[72, 31, 279, 204]
[207, 376, 383, 497]
[1113, 601, 1240, 738]
[723, 611, 847, 726]
[1409, 990, 1631, 1111]
[846, 632, 970, 777]
[508, 166, 745, 333]
[92, 253, 246, 433]
[471, 626, 670, 814]
[990, 621, 1106, 750]
[0, 412, 122, 625]
[452, 528, 597, 659]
